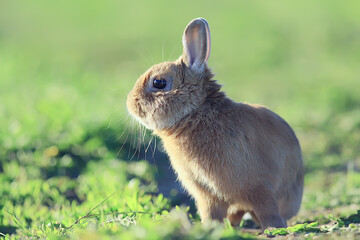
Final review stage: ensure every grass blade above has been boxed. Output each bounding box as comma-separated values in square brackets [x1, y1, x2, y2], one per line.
[6, 210, 33, 237]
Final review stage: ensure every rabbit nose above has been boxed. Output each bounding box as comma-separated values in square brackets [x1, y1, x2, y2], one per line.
[126, 90, 136, 112]
[127, 90, 146, 118]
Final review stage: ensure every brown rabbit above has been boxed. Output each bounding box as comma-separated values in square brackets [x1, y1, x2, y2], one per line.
[127, 18, 304, 231]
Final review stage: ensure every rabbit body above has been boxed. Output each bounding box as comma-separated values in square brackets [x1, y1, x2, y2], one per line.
[127, 18, 304, 230]
[155, 94, 303, 229]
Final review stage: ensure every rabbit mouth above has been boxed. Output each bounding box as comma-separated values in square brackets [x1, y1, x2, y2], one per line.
[130, 106, 162, 130]
[137, 116, 167, 131]
[133, 107, 177, 131]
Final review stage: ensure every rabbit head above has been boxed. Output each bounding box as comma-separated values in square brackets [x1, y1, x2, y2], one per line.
[127, 18, 219, 130]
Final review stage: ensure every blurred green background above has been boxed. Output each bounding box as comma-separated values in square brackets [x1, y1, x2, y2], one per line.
[1, 0, 360, 239]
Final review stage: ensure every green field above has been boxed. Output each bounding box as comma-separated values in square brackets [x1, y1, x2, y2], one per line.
[1, 1, 360, 239]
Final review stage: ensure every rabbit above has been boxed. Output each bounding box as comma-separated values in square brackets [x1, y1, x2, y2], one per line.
[126, 17, 304, 231]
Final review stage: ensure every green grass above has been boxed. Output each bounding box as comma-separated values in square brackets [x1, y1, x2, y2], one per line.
[1, 0, 360, 239]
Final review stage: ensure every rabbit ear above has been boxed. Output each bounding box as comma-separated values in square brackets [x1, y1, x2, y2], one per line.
[182, 18, 211, 71]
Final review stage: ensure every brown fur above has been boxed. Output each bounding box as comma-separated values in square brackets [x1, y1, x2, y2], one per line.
[127, 18, 304, 231]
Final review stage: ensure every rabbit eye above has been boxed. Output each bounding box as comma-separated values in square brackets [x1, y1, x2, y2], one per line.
[153, 78, 167, 89]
